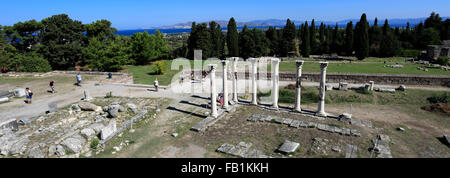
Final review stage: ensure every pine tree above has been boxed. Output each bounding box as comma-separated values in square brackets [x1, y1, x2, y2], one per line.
[344, 21, 354, 56]
[354, 13, 369, 60]
[227, 17, 239, 57]
[301, 21, 311, 57]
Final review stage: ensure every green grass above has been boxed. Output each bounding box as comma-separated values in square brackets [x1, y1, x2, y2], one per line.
[263, 86, 449, 106]
[124, 59, 210, 86]
[274, 57, 450, 76]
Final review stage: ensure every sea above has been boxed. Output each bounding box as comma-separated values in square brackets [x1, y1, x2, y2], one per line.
[116, 26, 281, 36]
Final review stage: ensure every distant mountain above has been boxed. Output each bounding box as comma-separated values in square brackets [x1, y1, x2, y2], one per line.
[157, 17, 449, 29]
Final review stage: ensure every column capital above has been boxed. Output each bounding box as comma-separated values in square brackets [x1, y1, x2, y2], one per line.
[319, 62, 329, 69]
[271, 58, 280, 64]
[248, 58, 258, 63]
[221, 60, 229, 65]
[209, 64, 217, 71]
[296, 60, 305, 66]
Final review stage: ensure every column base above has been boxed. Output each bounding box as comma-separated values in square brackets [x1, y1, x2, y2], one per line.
[211, 113, 218, 118]
[315, 112, 327, 117]
[293, 108, 302, 113]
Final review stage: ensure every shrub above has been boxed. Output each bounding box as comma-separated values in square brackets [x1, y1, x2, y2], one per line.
[399, 49, 421, 58]
[427, 93, 450, 104]
[90, 138, 99, 149]
[17, 54, 52, 72]
[153, 61, 166, 75]
[436, 57, 449, 66]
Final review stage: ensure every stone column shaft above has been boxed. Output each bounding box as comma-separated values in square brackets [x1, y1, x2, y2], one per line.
[222, 60, 229, 109]
[272, 58, 280, 109]
[294, 60, 304, 112]
[209, 65, 218, 118]
[317, 62, 328, 117]
[232, 58, 239, 103]
[250, 59, 258, 105]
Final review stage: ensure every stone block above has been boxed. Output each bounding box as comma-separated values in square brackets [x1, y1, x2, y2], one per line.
[289, 120, 300, 128]
[278, 140, 300, 154]
[100, 120, 117, 140]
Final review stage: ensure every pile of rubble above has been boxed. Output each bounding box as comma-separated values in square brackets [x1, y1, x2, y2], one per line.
[247, 114, 362, 137]
[371, 134, 393, 158]
[0, 97, 160, 158]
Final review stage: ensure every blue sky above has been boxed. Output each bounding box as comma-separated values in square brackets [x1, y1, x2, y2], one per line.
[1, 0, 449, 30]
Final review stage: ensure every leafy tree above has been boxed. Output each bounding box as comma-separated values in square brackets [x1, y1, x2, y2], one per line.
[11, 20, 43, 53]
[424, 12, 442, 29]
[354, 13, 369, 60]
[38, 14, 85, 70]
[85, 19, 117, 40]
[301, 21, 310, 57]
[252, 28, 270, 57]
[83, 35, 131, 71]
[344, 21, 354, 56]
[16, 53, 52, 72]
[130, 30, 168, 65]
[187, 23, 212, 59]
[226, 17, 239, 57]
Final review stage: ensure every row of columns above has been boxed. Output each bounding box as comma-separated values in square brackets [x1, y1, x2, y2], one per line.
[209, 59, 329, 118]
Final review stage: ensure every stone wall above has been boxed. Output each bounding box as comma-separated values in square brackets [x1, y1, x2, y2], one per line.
[185, 70, 450, 86]
[0, 71, 132, 77]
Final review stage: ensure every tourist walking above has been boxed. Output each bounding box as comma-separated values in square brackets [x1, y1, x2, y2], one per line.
[49, 80, 55, 93]
[154, 78, 159, 92]
[76, 73, 82, 86]
[25, 88, 33, 104]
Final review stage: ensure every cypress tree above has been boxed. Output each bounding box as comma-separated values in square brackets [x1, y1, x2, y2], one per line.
[281, 19, 296, 57]
[344, 21, 354, 56]
[266, 26, 279, 56]
[239, 25, 256, 59]
[209, 21, 224, 59]
[227, 17, 239, 57]
[354, 13, 369, 60]
[301, 21, 310, 57]
[310, 19, 316, 54]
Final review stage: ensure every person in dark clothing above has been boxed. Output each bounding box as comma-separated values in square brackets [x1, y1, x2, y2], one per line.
[49, 80, 55, 93]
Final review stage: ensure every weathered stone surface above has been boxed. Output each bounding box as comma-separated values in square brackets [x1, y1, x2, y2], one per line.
[89, 123, 105, 134]
[444, 135, 450, 146]
[345, 144, 358, 158]
[0, 119, 18, 131]
[126, 103, 138, 114]
[14, 88, 26, 98]
[61, 135, 85, 154]
[78, 102, 101, 112]
[80, 128, 96, 139]
[373, 135, 393, 158]
[339, 113, 352, 123]
[227, 142, 252, 158]
[217, 143, 235, 153]
[289, 120, 300, 128]
[278, 140, 300, 154]
[339, 82, 348, 91]
[70, 104, 81, 112]
[27, 147, 45, 158]
[350, 129, 361, 137]
[0, 97, 9, 103]
[191, 117, 216, 132]
[100, 120, 117, 140]
[9, 137, 30, 156]
[283, 118, 293, 125]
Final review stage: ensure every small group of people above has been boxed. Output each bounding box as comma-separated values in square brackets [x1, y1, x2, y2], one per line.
[23, 73, 83, 105]
[216, 92, 224, 107]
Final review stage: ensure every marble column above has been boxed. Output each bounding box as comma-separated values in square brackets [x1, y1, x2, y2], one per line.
[250, 58, 258, 105]
[232, 58, 239, 103]
[316, 62, 328, 117]
[209, 64, 218, 118]
[272, 58, 280, 109]
[294, 60, 305, 112]
[222, 60, 229, 109]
